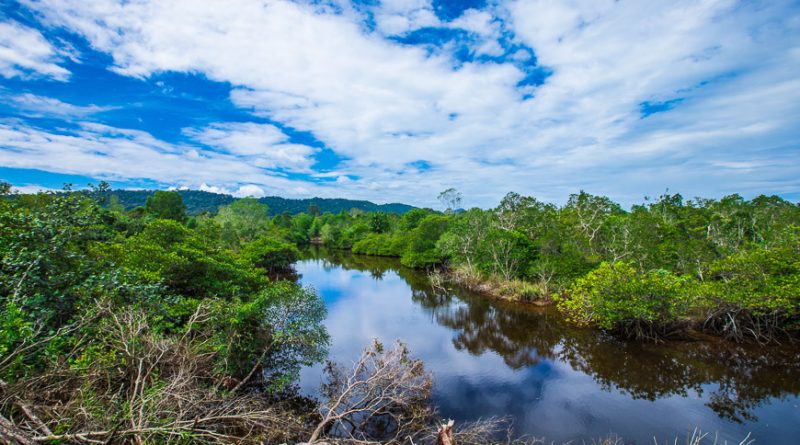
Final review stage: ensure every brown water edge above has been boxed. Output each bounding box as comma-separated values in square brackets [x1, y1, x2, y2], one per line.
[295, 246, 800, 444]
[419, 257, 797, 344]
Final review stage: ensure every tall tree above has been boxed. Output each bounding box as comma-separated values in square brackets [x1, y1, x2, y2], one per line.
[145, 190, 187, 222]
[438, 188, 462, 214]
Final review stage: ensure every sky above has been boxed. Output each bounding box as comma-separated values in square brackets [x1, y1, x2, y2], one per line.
[0, 0, 798, 208]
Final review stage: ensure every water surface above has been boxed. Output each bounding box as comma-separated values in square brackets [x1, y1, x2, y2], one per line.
[296, 248, 800, 444]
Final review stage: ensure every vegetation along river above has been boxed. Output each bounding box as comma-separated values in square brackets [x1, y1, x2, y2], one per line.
[295, 247, 800, 444]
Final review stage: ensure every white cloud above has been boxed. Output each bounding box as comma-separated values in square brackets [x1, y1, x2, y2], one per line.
[197, 183, 229, 195]
[7, 93, 112, 118]
[10, 184, 59, 194]
[198, 182, 266, 197]
[0, 120, 307, 195]
[0, 20, 69, 80]
[373, 0, 441, 36]
[9, 0, 800, 207]
[185, 122, 318, 171]
[449, 8, 497, 37]
[233, 184, 267, 198]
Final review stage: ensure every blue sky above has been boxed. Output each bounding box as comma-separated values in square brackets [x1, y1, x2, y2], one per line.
[0, 0, 798, 207]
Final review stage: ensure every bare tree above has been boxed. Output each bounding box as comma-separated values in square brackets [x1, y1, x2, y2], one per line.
[0, 304, 313, 445]
[305, 339, 433, 444]
[438, 188, 463, 214]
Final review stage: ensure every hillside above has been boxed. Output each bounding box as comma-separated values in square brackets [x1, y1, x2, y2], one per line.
[106, 189, 416, 215]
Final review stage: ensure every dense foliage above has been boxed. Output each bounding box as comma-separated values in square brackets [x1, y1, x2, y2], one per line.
[289, 189, 799, 341]
[0, 184, 329, 443]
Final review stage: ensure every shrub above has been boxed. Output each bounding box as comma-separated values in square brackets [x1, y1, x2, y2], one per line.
[242, 235, 300, 273]
[704, 244, 799, 315]
[400, 249, 444, 268]
[699, 243, 800, 341]
[558, 262, 694, 339]
[104, 219, 267, 299]
[352, 233, 406, 256]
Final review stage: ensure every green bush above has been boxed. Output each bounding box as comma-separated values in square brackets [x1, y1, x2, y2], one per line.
[558, 262, 694, 337]
[702, 244, 800, 316]
[352, 233, 406, 256]
[241, 235, 299, 273]
[400, 249, 444, 268]
[103, 219, 267, 299]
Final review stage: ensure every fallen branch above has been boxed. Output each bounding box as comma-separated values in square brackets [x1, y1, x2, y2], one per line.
[0, 413, 35, 445]
[15, 399, 52, 436]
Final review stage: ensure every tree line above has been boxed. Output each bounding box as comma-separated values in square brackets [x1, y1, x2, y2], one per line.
[289, 189, 800, 341]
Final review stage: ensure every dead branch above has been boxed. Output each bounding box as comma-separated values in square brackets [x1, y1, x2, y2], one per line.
[0, 413, 35, 445]
[307, 339, 433, 445]
[1, 305, 311, 445]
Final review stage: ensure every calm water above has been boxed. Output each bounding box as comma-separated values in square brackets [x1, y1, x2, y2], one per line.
[296, 248, 800, 444]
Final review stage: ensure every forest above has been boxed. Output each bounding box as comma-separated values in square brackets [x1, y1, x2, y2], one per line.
[0, 183, 797, 444]
[284, 188, 799, 342]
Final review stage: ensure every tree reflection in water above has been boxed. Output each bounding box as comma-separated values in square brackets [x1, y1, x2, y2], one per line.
[420, 286, 800, 423]
[297, 247, 800, 437]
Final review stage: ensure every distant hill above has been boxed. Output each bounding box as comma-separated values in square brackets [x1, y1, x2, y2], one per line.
[107, 189, 416, 216]
[257, 195, 416, 216]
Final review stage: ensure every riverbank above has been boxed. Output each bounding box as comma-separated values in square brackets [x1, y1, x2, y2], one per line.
[294, 250, 800, 444]
[431, 263, 552, 306]
[309, 245, 800, 343]
[438, 261, 799, 343]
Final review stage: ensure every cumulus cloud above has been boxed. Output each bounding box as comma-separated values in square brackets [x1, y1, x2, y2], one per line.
[371, 0, 441, 35]
[4, 0, 800, 206]
[184, 122, 318, 171]
[0, 120, 305, 194]
[448, 8, 497, 37]
[199, 182, 266, 197]
[0, 20, 69, 80]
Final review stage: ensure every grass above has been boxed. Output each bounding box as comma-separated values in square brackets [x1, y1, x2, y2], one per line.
[446, 264, 550, 304]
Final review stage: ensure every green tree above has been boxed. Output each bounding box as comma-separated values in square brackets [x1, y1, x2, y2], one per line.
[215, 198, 272, 248]
[104, 219, 267, 299]
[369, 212, 390, 233]
[241, 235, 299, 273]
[399, 208, 430, 231]
[562, 191, 623, 258]
[145, 190, 187, 222]
[481, 229, 535, 281]
[401, 214, 449, 267]
[0, 189, 109, 328]
[437, 208, 492, 268]
[290, 213, 315, 243]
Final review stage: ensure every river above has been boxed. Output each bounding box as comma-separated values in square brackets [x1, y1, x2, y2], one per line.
[295, 247, 800, 444]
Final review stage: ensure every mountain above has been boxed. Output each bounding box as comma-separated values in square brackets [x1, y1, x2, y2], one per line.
[257, 195, 415, 215]
[107, 189, 416, 215]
